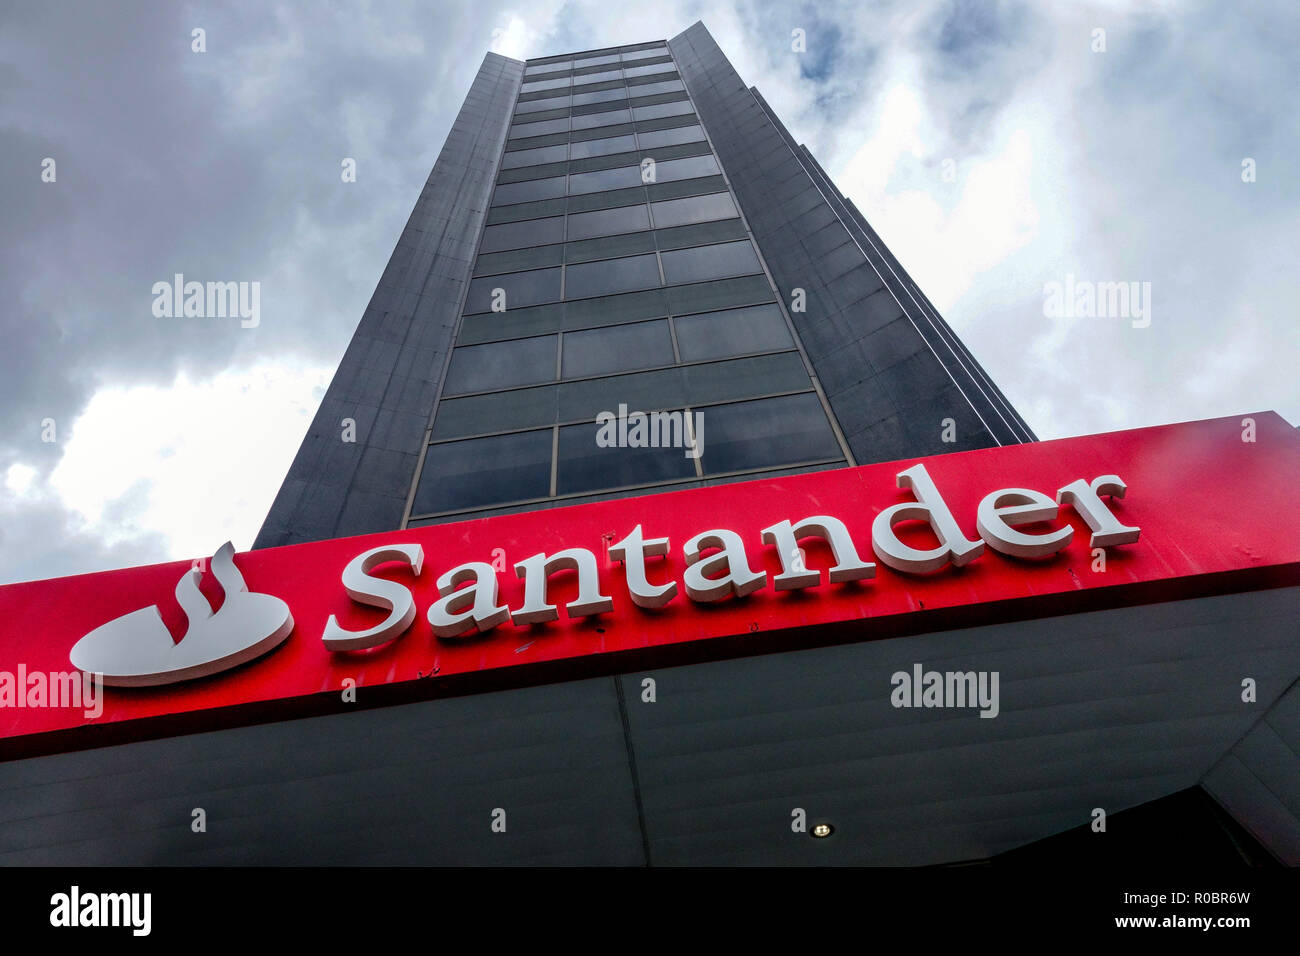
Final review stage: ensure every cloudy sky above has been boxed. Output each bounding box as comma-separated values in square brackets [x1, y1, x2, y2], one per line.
[1, 0, 1296, 585]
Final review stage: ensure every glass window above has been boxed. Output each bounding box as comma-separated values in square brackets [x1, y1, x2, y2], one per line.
[564, 252, 660, 299]
[492, 176, 567, 206]
[559, 366, 682, 423]
[650, 191, 738, 228]
[654, 217, 748, 251]
[501, 144, 568, 169]
[576, 68, 623, 84]
[413, 430, 553, 515]
[565, 230, 657, 263]
[522, 76, 570, 93]
[567, 186, 646, 214]
[650, 154, 720, 183]
[674, 304, 793, 361]
[465, 267, 562, 313]
[621, 47, 668, 62]
[479, 216, 564, 253]
[433, 383, 558, 439]
[575, 52, 620, 66]
[526, 60, 570, 75]
[569, 134, 637, 160]
[563, 319, 673, 378]
[624, 63, 676, 78]
[660, 240, 761, 285]
[698, 393, 840, 474]
[571, 108, 631, 131]
[489, 198, 568, 225]
[632, 99, 694, 121]
[475, 243, 563, 276]
[682, 352, 808, 406]
[518, 91, 571, 108]
[572, 79, 624, 97]
[444, 335, 558, 394]
[631, 79, 684, 97]
[637, 124, 706, 149]
[556, 418, 696, 495]
[515, 96, 569, 115]
[572, 87, 627, 108]
[509, 117, 569, 138]
[566, 202, 650, 240]
[563, 287, 668, 330]
[568, 165, 643, 196]
[666, 275, 771, 314]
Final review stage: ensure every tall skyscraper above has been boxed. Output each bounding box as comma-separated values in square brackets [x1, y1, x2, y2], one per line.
[5, 23, 1295, 872]
[255, 22, 1034, 550]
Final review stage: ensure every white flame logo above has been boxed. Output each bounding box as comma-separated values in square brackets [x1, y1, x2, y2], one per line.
[69, 542, 294, 687]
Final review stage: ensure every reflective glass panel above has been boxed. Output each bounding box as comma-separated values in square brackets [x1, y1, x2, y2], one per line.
[479, 216, 565, 253]
[650, 191, 738, 228]
[698, 393, 840, 474]
[565, 202, 650, 240]
[571, 108, 631, 130]
[562, 319, 673, 378]
[569, 134, 637, 159]
[465, 267, 562, 313]
[444, 335, 558, 394]
[564, 252, 660, 299]
[660, 240, 762, 285]
[637, 124, 706, 149]
[492, 176, 567, 206]
[632, 100, 694, 121]
[572, 88, 627, 107]
[556, 419, 696, 495]
[501, 144, 569, 169]
[673, 304, 793, 361]
[568, 164, 644, 195]
[650, 154, 720, 183]
[413, 429, 553, 514]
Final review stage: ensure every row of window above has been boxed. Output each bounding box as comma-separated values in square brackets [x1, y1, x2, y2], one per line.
[480, 190, 738, 253]
[512, 93, 691, 133]
[475, 216, 746, 282]
[518, 68, 678, 104]
[432, 350, 813, 442]
[524, 46, 668, 77]
[501, 126, 707, 175]
[516, 79, 685, 115]
[508, 112, 700, 154]
[412, 391, 842, 516]
[509, 98, 694, 140]
[496, 150, 715, 203]
[465, 236, 761, 313]
[445, 303, 794, 395]
[512, 92, 692, 128]
[521, 60, 676, 94]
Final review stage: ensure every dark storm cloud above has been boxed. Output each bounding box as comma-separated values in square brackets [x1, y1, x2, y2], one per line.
[0, 1, 517, 460]
[0, 0, 525, 580]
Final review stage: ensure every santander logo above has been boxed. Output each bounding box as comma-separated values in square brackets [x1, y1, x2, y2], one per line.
[67, 465, 1141, 690]
[69, 542, 294, 687]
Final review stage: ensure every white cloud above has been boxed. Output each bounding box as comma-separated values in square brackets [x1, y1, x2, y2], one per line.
[46, 361, 330, 560]
[4, 463, 37, 497]
[490, 16, 532, 60]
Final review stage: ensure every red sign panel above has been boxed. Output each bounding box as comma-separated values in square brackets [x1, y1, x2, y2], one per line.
[2, 412, 1298, 758]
